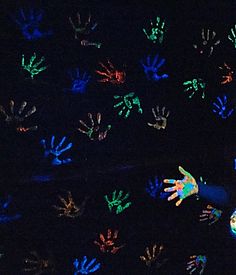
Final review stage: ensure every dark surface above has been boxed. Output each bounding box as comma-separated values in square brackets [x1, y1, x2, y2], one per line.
[0, 0, 236, 274]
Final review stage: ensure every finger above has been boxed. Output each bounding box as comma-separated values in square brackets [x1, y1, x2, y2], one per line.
[206, 205, 213, 209]
[202, 210, 211, 214]
[167, 192, 178, 201]
[199, 214, 208, 218]
[199, 218, 208, 222]
[176, 199, 183, 206]
[164, 187, 176, 192]
[178, 166, 192, 177]
[163, 179, 176, 184]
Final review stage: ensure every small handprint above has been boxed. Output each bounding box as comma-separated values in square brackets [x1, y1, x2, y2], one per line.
[69, 12, 98, 39]
[199, 205, 222, 225]
[228, 24, 236, 48]
[140, 244, 168, 268]
[147, 106, 170, 130]
[186, 255, 207, 275]
[94, 229, 125, 254]
[212, 95, 234, 119]
[13, 8, 52, 40]
[146, 177, 169, 200]
[53, 191, 88, 218]
[143, 16, 166, 44]
[193, 29, 220, 57]
[183, 78, 206, 99]
[104, 190, 132, 214]
[0, 100, 37, 132]
[67, 68, 91, 94]
[78, 113, 111, 141]
[96, 60, 126, 84]
[219, 63, 234, 84]
[164, 166, 199, 206]
[140, 54, 168, 81]
[21, 53, 47, 79]
[73, 256, 101, 274]
[114, 92, 142, 119]
[40, 136, 73, 166]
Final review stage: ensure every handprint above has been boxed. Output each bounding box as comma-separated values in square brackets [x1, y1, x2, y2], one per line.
[78, 113, 111, 141]
[230, 210, 236, 236]
[147, 106, 170, 130]
[199, 205, 222, 225]
[143, 16, 166, 44]
[67, 68, 91, 94]
[219, 63, 234, 84]
[69, 12, 98, 39]
[140, 54, 168, 81]
[53, 191, 88, 218]
[164, 166, 199, 206]
[40, 136, 73, 166]
[73, 256, 101, 274]
[146, 177, 169, 200]
[228, 24, 236, 48]
[13, 8, 52, 40]
[212, 95, 234, 119]
[21, 53, 47, 79]
[94, 229, 125, 254]
[23, 251, 55, 274]
[104, 190, 131, 214]
[140, 244, 168, 268]
[0, 100, 37, 132]
[186, 255, 207, 275]
[193, 29, 220, 57]
[95, 60, 126, 84]
[0, 195, 21, 224]
[114, 92, 142, 118]
[183, 78, 206, 99]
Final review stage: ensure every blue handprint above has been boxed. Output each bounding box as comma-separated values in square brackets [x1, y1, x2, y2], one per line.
[0, 195, 21, 224]
[140, 54, 168, 81]
[40, 136, 73, 166]
[73, 256, 101, 274]
[146, 177, 168, 200]
[13, 8, 52, 40]
[67, 68, 91, 94]
[212, 95, 234, 119]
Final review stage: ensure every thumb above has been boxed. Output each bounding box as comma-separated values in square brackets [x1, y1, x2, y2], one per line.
[178, 166, 192, 177]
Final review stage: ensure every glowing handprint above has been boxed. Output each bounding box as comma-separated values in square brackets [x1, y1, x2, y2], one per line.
[147, 106, 170, 130]
[0, 100, 37, 132]
[53, 191, 88, 218]
[183, 78, 206, 99]
[140, 244, 168, 268]
[186, 255, 207, 275]
[230, 210, 236, 236]
[146, 177, 169, 200]
[199, 205, 222, 225]
[164, 166, 199, 206]
[21, 53, 47, 79]
[193, 29, 220, 57]
[78, 113, 111, 141]
[95, 60, 126, 84]
[212, 95, 234, 119]
[40, 136, 73, 166]
[94, 229, 125, 254]
[73, 256, 101, 274]
[69, 12, 98, 39]
[228, 24, 236, 48]
[219, 63, 234, 84]
[0, 195, 21, 224]
[140, 54, 168, 81]
[104, 190, 131, 214]
[114, 92, 142, 119]
[67, 68, 91, 94]
[13, 8, 52, 40]
[143, 16, 166, 44]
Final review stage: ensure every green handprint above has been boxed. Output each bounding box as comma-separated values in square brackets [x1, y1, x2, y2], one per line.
[183, 78, 206, 99]
[114, 92, 142, 119]
[143, 16, 166, 44]
[104, 190, 131, 214]
[21, 53, 47, 79]
[228, 24, 236, 48]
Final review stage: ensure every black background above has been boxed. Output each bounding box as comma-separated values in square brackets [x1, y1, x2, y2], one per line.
[0, 0, 236, 274]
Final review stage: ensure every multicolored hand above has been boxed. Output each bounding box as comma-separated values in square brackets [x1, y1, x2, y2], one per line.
[164, 166, 199, 206]
[186, 255, 207, 275]
[199, 205, 222, 225]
